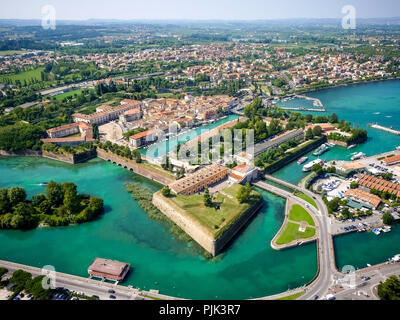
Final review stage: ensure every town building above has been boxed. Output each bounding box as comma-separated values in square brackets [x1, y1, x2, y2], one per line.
[169, 164, 229, 195]
[72, 100, 142, 125]
[41, 122, 94, 146]
[229, 164, 259, 183]
[88, 258, 130, 282]
[129, 130, 158, 148]
[344, 189, 382, 210]
[357, 174, 400, 197]
[382, 154, 400, 166]
[254, 129, 305, 157]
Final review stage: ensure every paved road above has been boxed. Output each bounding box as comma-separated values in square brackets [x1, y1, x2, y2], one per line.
[256, 175, 340, 300]
[332, 262, 400, 300]
[0, 260, 181, 301]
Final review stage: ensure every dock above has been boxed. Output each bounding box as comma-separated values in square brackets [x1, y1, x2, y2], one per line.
[369, 123, 400, 135]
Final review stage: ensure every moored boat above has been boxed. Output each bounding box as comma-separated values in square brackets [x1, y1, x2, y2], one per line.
[351, 152, 366, 161]
[297, 157, 309, 165]
[303, 159, 324, 172]
[347, 144, 356, 150]
[313, 144, 329, 156]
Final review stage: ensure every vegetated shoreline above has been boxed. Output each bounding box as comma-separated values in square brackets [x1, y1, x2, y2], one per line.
[283, 76, 400, 98]
[125, 182, 215, 259]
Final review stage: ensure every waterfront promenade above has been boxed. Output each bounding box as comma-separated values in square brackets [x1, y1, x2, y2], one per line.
[0, 260, 183, 301]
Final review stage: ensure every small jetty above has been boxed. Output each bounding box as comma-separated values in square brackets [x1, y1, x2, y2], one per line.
[369, 123, 400, 136]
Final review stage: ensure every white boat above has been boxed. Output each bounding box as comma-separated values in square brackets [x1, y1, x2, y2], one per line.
[297, 157, 309, 165]
[351, 152, 366, 161]
[372, 228, 381, 235]
[326, 142, 335, 148]
[347, 144, 356, 150]
[396, 146, 400, 151]
[303, 159, 324, 172]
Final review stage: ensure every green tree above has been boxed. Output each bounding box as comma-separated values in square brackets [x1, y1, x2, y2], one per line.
[306, 128, 314, 140]
[204, 187, 213, 207]
[382, 212, 394, 225]
[25, 276, 51, 300]
[237, 183, 252, 204]
[32, 194, 46, 207]
[0, 188, 10, 214]
[38, 200, 53, 215]
[312, 125, 323, 137]
[8, 187, 27, 206]
[350, 182, 359, 189]
[378, 276, 400, 300]
[161, 186, 171, 197]
[312, 164, 324, 175]
[329, 113, 339, 124]
[88, 197, 104, 216]
[46, 181, 63, 206]
[63, 190, 80, 215]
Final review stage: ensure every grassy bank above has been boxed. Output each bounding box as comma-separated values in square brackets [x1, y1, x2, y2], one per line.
[125, 182, 213, 258]
[276, 222, 316, 246]
[293, 190, 318, 209]
[163, 183, 263, 239]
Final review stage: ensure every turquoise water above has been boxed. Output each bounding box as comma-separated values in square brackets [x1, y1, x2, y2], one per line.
[141, 114, 239, 159]
[274, 80, 400, 269]
[273, 80, 400, 185]
[334, 227, 400, 271]
[1, 80, 399, 299]
[0, 156, 317, 300]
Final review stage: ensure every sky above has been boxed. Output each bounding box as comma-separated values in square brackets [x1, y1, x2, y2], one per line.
[1, 0, 400, 20]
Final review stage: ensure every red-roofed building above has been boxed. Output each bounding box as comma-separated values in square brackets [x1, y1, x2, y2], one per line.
[229, 164, 258, 183]
[129, 130, 158, 148]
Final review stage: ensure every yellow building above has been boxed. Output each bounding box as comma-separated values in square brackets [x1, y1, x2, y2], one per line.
[169, 164, 229, 196]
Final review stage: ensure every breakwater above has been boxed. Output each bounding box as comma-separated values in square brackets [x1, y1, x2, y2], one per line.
[369, 123, 400, 136]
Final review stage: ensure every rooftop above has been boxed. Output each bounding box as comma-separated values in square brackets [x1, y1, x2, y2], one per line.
[88, 258, 130, 281]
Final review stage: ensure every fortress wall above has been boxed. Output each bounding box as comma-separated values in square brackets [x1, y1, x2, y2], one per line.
[152, 192, 216, 255]
[153, 192, 263, 256]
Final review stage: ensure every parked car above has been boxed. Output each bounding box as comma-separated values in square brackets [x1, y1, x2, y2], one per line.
[109, 295, 116, 299]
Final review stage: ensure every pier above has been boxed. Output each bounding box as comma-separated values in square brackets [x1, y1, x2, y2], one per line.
[369, 123, 400, 136]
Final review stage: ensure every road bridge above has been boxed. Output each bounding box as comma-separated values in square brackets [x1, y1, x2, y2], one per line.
[254, 175, 340, 300]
